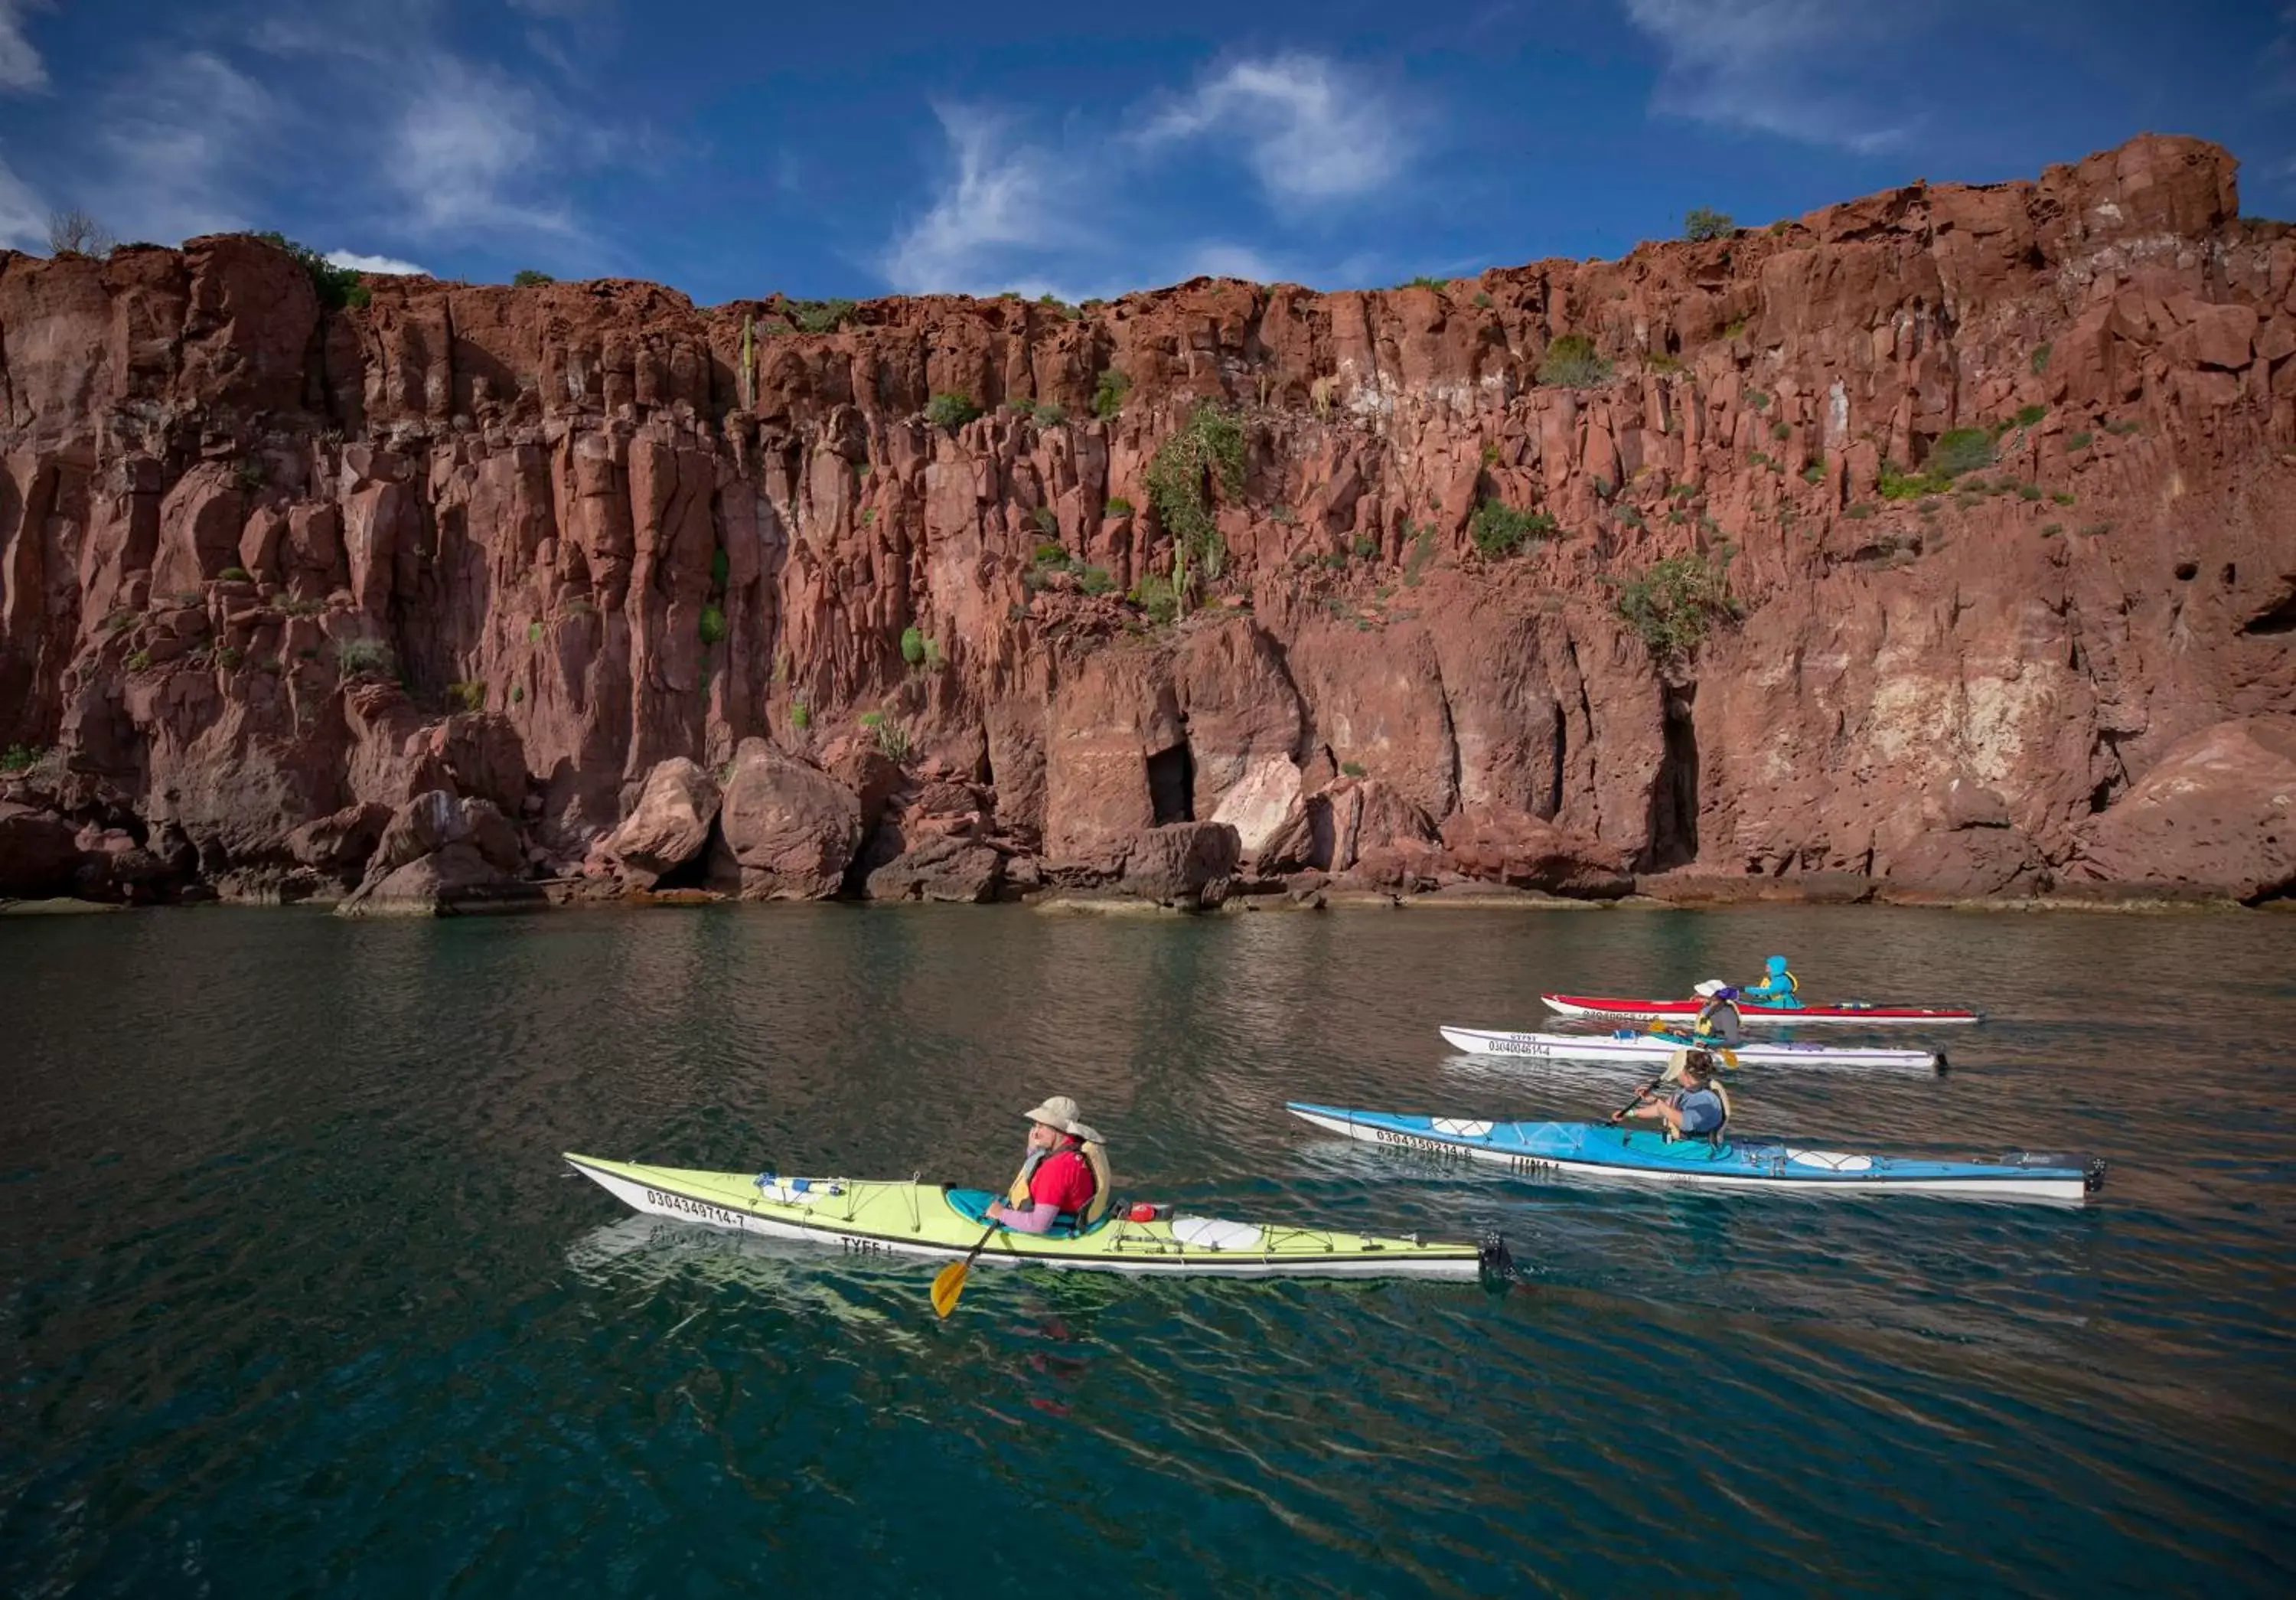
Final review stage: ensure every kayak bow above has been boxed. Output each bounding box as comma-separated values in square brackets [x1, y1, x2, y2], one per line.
[1440, 1025, 1944, 1073]
[1287, 1105, 2103, 1204]
[564, 1154, 1506, 1281]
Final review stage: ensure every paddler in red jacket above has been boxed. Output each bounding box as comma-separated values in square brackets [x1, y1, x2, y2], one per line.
[984, 1096, 1114, 1234]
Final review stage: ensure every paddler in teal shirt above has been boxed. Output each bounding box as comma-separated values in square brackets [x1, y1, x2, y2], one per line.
[1739, 955, 1802, 1009]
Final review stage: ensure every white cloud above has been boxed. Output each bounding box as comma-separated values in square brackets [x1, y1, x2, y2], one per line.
[879, 106, 1097, 296]
[1137, 54, 1412, 204]
[1623, 0, 1910, 153]
[0, 0, 48, 95]
[390, 58, 577, 237]
[325, 249, 429, 275]
[0, 149, 44, 247]
[878, 54, 1430, 298]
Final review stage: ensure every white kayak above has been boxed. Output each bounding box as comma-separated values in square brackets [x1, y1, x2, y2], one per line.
[1439, 1025, 1944, 1073]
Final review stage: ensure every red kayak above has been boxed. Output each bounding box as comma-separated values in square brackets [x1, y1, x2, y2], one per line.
[1541, 993, 1985, 1027]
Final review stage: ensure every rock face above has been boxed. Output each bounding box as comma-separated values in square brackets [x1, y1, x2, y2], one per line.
[707, 738, 863, 899]
[0, 802, 83, 897]
[3, 136, 2294, 907]
[602, 757, 720, 887]
[1439, 805, 1633, 898]
[2064, 718, 2296, 900]
[1115, 821, 1241, 909]
[337, 791, 539, 916]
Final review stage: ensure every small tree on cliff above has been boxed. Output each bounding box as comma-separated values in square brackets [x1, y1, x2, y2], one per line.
[47, 208, 116, 257]
[1684, 207, 1734, 243]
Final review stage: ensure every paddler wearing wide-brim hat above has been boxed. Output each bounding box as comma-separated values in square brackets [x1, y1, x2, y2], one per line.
[983, 1096, 1114, 1234]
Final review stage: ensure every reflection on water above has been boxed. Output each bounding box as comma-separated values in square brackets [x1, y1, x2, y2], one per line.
[1, 903, 2292, 1595]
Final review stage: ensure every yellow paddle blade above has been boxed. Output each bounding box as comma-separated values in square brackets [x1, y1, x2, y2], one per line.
[929, 1259, 970, 1318]
[1720, 1048, 1739, 1069]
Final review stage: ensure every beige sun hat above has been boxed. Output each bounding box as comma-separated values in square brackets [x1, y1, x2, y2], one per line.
[1022, 1095, 1103, 1144]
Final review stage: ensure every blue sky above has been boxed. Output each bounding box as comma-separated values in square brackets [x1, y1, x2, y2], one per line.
[2, 0, 2292, 305]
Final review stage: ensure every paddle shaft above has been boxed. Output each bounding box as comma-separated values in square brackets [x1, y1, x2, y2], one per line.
[930, 1154, 1035, 1316]
[1610, 1076, 1665, 1122]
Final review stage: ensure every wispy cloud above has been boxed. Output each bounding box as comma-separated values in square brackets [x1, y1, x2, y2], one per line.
[1136, 54, 1414, 204]
[879, 106, 1099, 297]
[92, 50, 279, 243]
[389, 57, 578, 237]
[0, 0, 47, 96]
[0, 149, 42, 247]
[880, 52, 1427, 298]
[1623, 0, 1912, 154]
[325, 248, 430, 275]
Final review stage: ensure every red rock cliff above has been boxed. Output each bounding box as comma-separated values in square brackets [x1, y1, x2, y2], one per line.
[3, 133, 2292, 906]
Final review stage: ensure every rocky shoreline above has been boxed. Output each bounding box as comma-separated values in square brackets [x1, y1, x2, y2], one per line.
[4, 134, 2293, 919]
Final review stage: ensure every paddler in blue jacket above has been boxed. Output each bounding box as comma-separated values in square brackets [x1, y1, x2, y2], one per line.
[1739, 955, 1802, 1009]
[1617, 1049, 1730, 1139]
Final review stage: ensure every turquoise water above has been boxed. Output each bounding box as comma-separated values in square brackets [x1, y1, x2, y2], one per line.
[2, 904, 2292, 1596]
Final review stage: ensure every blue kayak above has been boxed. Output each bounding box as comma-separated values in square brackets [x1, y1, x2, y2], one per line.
[1287, 1103, 2104, 1204]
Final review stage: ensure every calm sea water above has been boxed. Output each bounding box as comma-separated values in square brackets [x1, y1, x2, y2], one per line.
[2, 903, 2291, 1597]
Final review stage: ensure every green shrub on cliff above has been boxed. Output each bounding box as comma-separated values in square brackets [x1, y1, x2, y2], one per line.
[447, 679, 485, 713]
[1, 743, 44, 772]
[1929, 427, 1997, 477]
[790, 298, 856, 333]
[1684, 207, 1734, 242]
[1469, 500, 1557, 558]
[335, 638, 393, 678]
[1093, 368, 1132, 420]
[253, 232, 370, 310]
[901, 625, 926, 666]
[1130, 571, 1181, 627]
[1535, 335, 1611, 388]
[1146, 401, 1247, 599]
[925, 392, 980, 429]
[699, 604, 729, 647]
[1612, 551, 1740, 665]
[512, 269, 554, 287]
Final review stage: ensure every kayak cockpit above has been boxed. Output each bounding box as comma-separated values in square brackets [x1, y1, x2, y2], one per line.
[942, 1185, 1117, 1239]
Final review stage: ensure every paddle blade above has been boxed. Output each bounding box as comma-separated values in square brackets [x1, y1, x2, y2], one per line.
[929, 1259, 970, 1318]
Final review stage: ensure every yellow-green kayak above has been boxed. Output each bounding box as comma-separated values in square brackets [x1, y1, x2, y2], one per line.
[565, 1154, 1505, 1282]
